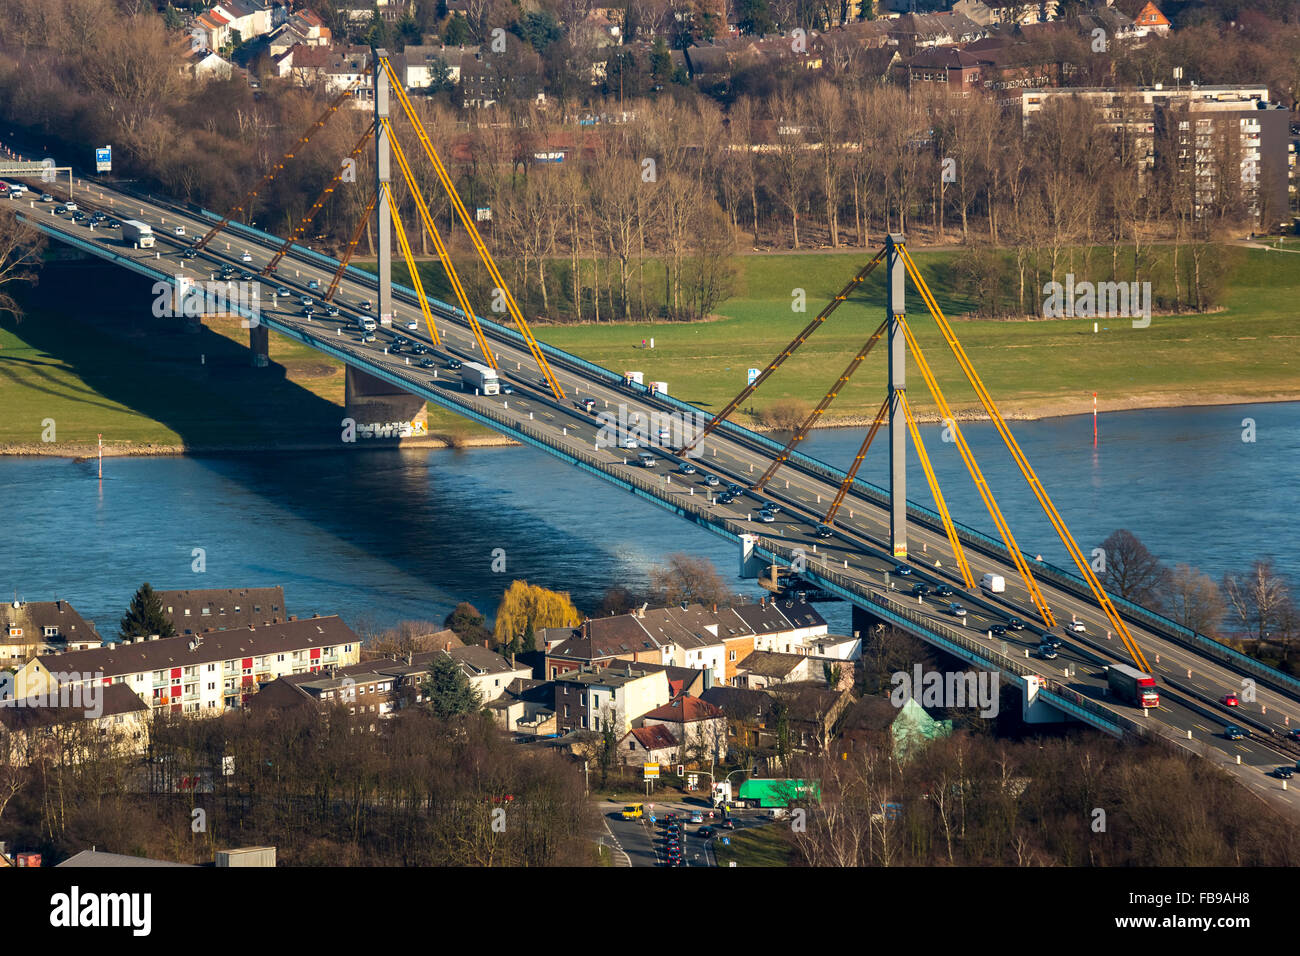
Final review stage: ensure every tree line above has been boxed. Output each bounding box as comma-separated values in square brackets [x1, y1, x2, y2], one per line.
[2, 0, 1289, 326]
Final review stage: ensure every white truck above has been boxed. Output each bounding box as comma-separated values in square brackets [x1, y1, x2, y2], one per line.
[122, 219, 155, 249]
[980, 573, 1006, 593]
[461, 361, 500, 395]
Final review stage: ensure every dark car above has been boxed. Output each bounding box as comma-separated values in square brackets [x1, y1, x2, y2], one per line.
[910, 583, 931, 597]
[1006, 618, 1026, 631]
[727, 484, 744, 495]
[1288, 729, 1300, 742]
[447, 358, 463, 370]
[697, 826, 714, 839]
[182, 249, 197, 259]
[989, 624, 1007, 637]
[1036, 643, 1058, 660]
[893, 564, 912, 576]
[934, 584, 955, 597]
[240, 271, 253, 281]
[720, 818, 736, 830]
[106, 220, 120, 229]
[500, 383, 514, 395]
[419, 357, 436, 368]
[1223, 725, 1246, 740]
[1272, 766, 1295, 779]
[815, 524, 834, 538]
[1041, 633, 1064, 649]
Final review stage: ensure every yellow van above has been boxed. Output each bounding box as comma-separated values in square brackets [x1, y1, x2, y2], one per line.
[620, 803, 644, 820]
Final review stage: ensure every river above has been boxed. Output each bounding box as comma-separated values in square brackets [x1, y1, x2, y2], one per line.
[0, 402, 1295, 638]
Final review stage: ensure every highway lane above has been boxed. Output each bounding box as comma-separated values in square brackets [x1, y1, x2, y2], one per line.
[18, 175, 1300, 814]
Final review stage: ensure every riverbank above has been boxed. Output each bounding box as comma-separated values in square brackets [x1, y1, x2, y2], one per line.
[10, 390, 1299, 459]
[2, 245, 1297, 456]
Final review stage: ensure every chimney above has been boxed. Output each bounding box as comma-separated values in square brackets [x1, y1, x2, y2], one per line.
[444, 641, 451, 651]
[407, 651, 413, 666]
[510, 652, 516, 669]
[712, 603, 717, 613]
[483, 639, 489, 648]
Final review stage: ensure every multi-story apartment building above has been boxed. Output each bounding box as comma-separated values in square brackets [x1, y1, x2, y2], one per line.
[544, 598, 828, 687]
[157, 586, 288, 635]
[552, 665, 670, 736]
[11, 616, 361, 715]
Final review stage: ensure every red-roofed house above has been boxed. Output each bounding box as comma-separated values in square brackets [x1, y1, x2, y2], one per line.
[639, 695, 727, 764]
[1133, 2, 1171, 36]
[618, 724, 679, 765]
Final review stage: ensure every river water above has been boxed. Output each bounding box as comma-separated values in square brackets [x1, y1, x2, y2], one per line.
[1, 402, 1295, 637]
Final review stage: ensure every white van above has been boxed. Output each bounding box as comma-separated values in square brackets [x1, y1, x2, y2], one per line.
[980, 573, 1006, 593]
[638, 452, 656, 468]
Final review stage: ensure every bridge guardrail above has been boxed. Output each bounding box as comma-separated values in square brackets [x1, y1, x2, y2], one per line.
[190, 211, 1300, 698]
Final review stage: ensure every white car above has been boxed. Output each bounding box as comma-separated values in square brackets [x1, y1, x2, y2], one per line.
[63, 201, 77, 211]
[406, 319, 418, 330]
[39, 193, 53, 202]
[621, 435, 638, 449]
[1070, 620, 1087, 633]
[174, 225, 185, 236]
[241, 251, 253, 262]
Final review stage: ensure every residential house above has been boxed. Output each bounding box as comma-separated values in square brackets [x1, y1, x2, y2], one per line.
[486, 678, 557, 737]
[1133, 1, 1171, 37]
[638, 695, 728, 765]
[157, 586, 288, 635]
[267, 7, 331, 56]
[618, 723, 678, 766]
[12, 615, 361, 715]
[552, 664, 670, 735]
[733, 650, 817, 689]
[1, 599, 100, 664]
[401, 44, 479, 88]
[0, 684, 149, 766]
[700, 685, 777, 755]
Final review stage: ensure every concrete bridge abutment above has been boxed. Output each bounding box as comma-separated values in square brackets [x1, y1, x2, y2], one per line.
[344, 365, 428, 433]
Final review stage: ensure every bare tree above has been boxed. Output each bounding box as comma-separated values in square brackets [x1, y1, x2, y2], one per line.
[1222, 559, 1296, 649]
[1099, 529, 1169, 608]
[0, 206, 46, 323]
[1163, 564, 1226, 638]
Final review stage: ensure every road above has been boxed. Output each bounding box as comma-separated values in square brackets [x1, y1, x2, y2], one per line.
[598, 800, 770, 867]
[13, 171, 1300, 818]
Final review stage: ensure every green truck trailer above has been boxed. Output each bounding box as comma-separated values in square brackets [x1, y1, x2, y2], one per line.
[736, 778, 821, 809]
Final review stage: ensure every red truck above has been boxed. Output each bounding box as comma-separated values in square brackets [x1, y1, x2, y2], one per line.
[1107, 663, 1159, 708]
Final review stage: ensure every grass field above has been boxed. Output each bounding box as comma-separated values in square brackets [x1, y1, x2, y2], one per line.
[3, 242, 1298, 452]
[503, 245, 1300, 425]
[711, 822, 797, 867]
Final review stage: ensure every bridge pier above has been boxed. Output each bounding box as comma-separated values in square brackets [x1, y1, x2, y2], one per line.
[344, 365, 428, 435]
[738, 534, 765, 579]
[249, 323, 269, 368]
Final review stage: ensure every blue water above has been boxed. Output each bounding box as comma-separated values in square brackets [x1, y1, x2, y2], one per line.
[0, 402, 1295, 637]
